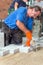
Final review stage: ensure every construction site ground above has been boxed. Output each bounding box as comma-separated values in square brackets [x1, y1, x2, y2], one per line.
[0, 48, 43, 65]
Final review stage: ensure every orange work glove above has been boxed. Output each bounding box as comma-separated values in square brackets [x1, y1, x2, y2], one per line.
[25, 40, 30, 46]
[25, 31, 32, 46]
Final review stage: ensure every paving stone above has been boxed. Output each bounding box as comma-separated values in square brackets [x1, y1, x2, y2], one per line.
[9, 48, 19, 54]
[4, 44, 19, 54]
[0, 48, 9, 56]
[0, 32, 5, 47]
[19, 45, 31, 53]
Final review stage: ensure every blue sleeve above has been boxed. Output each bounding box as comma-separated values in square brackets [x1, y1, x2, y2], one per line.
[27, 18, 33, 31]
[16, 13, 24, 23]
[16, 8, 25, 23]
[16, 7, 27, 23]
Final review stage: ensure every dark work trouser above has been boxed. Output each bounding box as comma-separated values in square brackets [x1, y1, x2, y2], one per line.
[2, 23, 22, 46]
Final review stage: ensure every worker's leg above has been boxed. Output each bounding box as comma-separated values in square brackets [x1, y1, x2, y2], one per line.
[2, 23, 13, 46]
[11, 30, 22, 45]
[6, 32, 13, 45]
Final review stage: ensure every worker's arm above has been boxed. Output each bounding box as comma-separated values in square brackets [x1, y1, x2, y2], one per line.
[16, 10, 33, 46]
[16, 20, 29, 34]
[16, 20, 32, 46]
[14, 2, 19, 10]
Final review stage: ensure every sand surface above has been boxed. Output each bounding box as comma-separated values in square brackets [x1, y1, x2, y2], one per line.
[0, 48, 43, 65]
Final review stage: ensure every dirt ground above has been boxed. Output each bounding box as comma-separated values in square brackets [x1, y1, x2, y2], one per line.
[0, 48, 43, 65]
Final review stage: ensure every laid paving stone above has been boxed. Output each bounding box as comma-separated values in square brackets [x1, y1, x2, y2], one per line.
[4, 44, 19, 54]
[19, 45, 32, 53]
[0, 48, 9, 56]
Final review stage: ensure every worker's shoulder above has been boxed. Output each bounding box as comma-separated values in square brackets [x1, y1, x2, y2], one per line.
[18, 7, 27, 10]
[18, 7, 27, 13]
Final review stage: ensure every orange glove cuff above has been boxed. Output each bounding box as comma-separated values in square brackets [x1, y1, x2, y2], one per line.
[26, 31, 32, 40]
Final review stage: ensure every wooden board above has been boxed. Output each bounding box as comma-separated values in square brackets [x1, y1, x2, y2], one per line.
[0, 48, 43, 65]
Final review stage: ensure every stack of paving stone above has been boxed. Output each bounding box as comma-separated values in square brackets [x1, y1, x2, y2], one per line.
[37, 37, 43, 47]
[0, 32, 5, 47]
[32, 19, 41, 38]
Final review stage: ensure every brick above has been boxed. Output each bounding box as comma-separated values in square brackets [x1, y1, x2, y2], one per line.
[0, 48, 9, 56]
[4, 44, 19, 54]
[9, 48, 19, 54]
[22, 37, 27, 44]
[19, 45, 31, 53]
[0, 32, 5, 47]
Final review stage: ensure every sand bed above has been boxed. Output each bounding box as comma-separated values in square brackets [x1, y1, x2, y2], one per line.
[0, 48, 43, 65]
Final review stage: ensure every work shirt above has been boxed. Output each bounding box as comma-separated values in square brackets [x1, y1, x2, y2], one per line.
[4, 7, 33, 31]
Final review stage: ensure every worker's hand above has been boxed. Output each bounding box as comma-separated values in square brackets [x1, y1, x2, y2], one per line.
[25, 31, 32, 46]
[24, 40, 30, 47]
